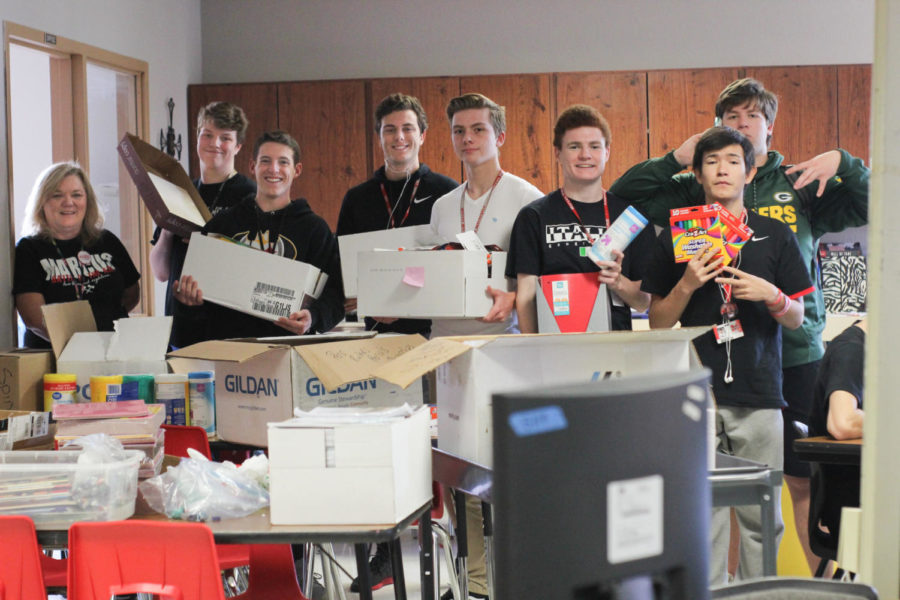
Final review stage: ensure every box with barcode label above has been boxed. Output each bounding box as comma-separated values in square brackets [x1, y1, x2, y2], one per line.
[182, 232, 327, 322]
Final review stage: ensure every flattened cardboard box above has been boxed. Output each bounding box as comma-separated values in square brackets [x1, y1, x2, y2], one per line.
[268, 406, 431, 525]
[182, 232, 327, 322]
[168, 334, 427, 447]
[118, 133, 211, 237]
[338, 225, 441, 298]
[351, 328, 708, 467]
[357, 250, 512, 318]
[0, 349, 55, 412]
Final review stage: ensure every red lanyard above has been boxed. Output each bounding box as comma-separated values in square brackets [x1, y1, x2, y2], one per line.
[560, 187, 610, 245]
[380, 176, 421, 229]
[460, 170, 504, 233]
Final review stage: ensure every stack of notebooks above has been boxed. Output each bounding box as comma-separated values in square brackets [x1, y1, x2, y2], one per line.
[53, 400, 166, 479]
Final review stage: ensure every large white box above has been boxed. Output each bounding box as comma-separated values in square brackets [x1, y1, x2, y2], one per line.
[338, 225, 440, 298]
[168, 334, 427, 447]
[44, 302, 172, 403]
[182, 232, 327, 322]
[268, 405, 431, 525]
[357, 250, 512, 318]
[367, 328, 708, 467]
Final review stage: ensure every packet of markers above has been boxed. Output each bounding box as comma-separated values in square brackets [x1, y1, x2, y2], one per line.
[670, 203, 753, 266]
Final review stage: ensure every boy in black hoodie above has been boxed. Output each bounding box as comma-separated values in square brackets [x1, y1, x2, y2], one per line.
[175, 130, 344, 339]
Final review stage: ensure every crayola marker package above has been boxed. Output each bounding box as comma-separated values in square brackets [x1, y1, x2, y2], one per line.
[670, 203, 752, 265]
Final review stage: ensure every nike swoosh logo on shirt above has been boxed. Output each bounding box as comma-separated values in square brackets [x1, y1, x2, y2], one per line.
[412, 195, 432, 204]
[751, 236, 769, 242]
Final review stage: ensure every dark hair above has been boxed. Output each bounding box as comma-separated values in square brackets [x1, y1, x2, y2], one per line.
[252, 130, 301, 164]
[196, 102, 250, 144]
[374, 93, 428, 133]
[553, 104, 611, 149]
[715, 78, 778, 146]
[446, 93, 506, 135]
[692, 126, 755, 174]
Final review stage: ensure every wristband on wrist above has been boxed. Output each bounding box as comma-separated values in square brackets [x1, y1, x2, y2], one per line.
[765, 288, 784, 307]
[771, 295, 792, 318]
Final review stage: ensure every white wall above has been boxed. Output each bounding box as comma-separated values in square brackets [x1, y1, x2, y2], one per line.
[0, 0, 203, 347]
[201, 0, 874, 83]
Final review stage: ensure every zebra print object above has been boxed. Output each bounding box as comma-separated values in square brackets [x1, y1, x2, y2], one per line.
[819, 242, 867, 313]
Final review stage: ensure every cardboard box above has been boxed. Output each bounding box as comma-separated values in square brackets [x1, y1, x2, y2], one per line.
[118, 133, 211, 237]
[365, 328, 708, 467]
[182, 232, 327, 322]
[357, 250, 512, 318]
[44, 301, 172, 402]
[268, 406, 431, 525]
[537, 274, 611, 333]
[0, 349, 55, 411]
[338, 225, 441, 298]
[0, 410, 50, 444]
[168, 334, 427, 447]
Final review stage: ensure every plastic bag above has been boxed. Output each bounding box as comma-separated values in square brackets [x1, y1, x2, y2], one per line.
[63, 433, 134, 512]
[139, 452, 269, 521]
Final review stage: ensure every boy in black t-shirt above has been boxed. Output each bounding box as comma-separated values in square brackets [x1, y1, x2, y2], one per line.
[150, 102, 256, 348]
[640, 127, 814, 583]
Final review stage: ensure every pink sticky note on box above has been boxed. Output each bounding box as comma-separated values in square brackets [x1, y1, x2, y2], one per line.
[402, 266, 425, 288]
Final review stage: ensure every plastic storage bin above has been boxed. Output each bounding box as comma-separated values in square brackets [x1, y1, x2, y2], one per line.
[0, 449, 142, 529]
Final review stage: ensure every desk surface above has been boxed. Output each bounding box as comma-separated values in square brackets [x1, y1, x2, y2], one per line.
[793, 436, 862, 465]
[37, 502, 430, 547]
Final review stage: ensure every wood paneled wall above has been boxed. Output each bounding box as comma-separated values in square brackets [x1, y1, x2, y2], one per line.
[188, 64, 871, 229]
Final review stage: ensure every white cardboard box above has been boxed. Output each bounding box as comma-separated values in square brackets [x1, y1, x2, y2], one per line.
[357, 250, 512, 318]
[167, 334, 427, 447]
[43, 302, 172, 403]
[268, 405, 431, 525]
[338, 225, 440, 298]
[366, 328, 708, 467]
[182, 232, 327, 322]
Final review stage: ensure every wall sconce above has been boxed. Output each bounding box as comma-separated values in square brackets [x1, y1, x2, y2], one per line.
[159, 97, 183, 160]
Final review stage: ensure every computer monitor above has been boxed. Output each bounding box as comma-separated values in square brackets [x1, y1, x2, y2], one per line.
[492, 368, 712, 600]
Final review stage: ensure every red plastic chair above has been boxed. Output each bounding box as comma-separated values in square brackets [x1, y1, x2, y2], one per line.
[67, 520, 226, 600]
[161, 424, 251, 571]
[231, 544, 309, 600]
[0, 515, 47, 600]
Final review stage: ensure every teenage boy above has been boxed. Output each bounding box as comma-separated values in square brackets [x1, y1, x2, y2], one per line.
[640, 127, 814, 583]
[431, 92, 542, 600]
[174, 130, 344, 339]
[610, 78, 869, 571]
[337, 93, 458, 338]
[150, 102, 256, 348]
[429, 92, 543, 338]
[507, 104, 653, 332]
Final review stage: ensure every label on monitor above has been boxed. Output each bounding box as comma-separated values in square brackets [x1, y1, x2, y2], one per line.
[607, 474, 664, 563]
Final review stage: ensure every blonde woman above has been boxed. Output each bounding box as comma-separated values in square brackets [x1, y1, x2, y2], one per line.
[14, 162, 140, 348]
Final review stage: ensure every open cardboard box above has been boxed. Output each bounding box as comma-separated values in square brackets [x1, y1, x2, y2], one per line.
[338, 224, 440, 298]
[181, 232, 327, 322]
[297, 328, 710, 467]
[168, 333, 426, 447]
[357, 250, 512, 318]
[0, 348, 55, 412]
[43, 301, 172, 402]
[117, 133, 211, 237]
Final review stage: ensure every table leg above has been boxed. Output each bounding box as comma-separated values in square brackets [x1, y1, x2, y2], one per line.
[454, 491, 469, 600]
[759, 484, 777, 576]
[419, 507, 435, 600]
[482, 501, 495, 600]
[355, 543, 374, 600]
[389, 537, 407, 600]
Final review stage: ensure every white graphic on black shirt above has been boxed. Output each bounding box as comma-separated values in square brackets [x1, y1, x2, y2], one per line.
[40, 252, 116, 294]
[544, 223, 607, 247]
[232, 230, 299, 260]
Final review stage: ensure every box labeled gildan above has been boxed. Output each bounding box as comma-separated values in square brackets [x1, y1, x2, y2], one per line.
[357, 250, 511, 318]
[168, 334, 426, 447]
[268, 406, 431, 525]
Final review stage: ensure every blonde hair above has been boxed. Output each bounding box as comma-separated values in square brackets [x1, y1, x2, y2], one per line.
[24, 162, 104, 245]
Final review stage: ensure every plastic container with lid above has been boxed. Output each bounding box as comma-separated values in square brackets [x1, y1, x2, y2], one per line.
[0, 449, 142, 529]
[188, 371, 215, 436]
[155, 374, 189, 426]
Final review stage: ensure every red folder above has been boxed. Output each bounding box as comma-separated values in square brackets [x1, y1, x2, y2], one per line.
[539, 273, 606, 333]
